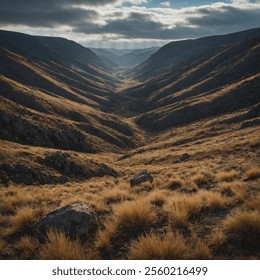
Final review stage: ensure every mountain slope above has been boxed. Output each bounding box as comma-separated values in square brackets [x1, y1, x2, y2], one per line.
[125, 29, 260, 132]
[0, 30, 140, 153]
[131, 27, 260, 81]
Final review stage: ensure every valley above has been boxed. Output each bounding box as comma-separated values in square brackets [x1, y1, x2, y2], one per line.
[0, 28, 259, 260]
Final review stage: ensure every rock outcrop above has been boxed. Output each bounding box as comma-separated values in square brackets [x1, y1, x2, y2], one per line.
[130, 171, 153, 187]
[38, 203, 99, 239]
[0, 110, 92, 153]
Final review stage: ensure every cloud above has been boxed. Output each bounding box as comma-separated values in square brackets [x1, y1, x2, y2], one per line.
[74, 12, 166, 39]
[0, 0, 101, 27]
[0, 0, 259, 44]
[74, 3, 260, 40]
[160, 1, 171, 7]
[231, 0, 250, 4]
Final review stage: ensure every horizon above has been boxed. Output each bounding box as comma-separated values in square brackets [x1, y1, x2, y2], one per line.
[1, 26, 259, 51]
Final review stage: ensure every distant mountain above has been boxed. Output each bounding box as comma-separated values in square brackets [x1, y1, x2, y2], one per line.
[91, 47, 159, 67]
[130, 27, 260, 81]
[125, 28, 260, 131]
[0, 30, 138, 153]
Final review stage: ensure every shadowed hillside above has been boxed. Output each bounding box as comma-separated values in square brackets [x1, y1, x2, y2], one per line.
[125, 29, 260, 132]
[130, 27, 260, 81]
[0, 30, 142, 155]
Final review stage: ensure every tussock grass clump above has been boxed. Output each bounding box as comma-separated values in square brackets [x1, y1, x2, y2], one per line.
[193, 240, 212, 259]
[5, 207, 37, 236]
[220, 181, 248, 203]
[16, 235, 39, 259]
[165, 178, 184, 191]
[112, 200, 157, 231]
[95, 221, 116, 256]
[200, 191, 227, 209]
[245, 166, 260, 180]
[147, 190, 167, 207]
[128, 233, 189, 260]
[181, 181, 198, 193]
[216, 170, 239, 182]
[164, 196, 201, 229]
[222, 210, 260, 250]
[40, 230, 86, 260]
[18, 235, 39, 252]
[95, 200, 158, 258]
[152, 177, 162, 188]
[244, 195, 260, 211]
[192, 171, 215, 186]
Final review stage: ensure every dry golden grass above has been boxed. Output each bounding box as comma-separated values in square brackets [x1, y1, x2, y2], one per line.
[216, 170, 239, 182]
[39, 230, 86, 260]
[222, 210, 260, 249]
[192, 171, 215, 185]
[4, 207, 37, 236]
[95, 221, 116, 253]
[199, 190, 227, 209]
[164, 177, 184, 190]
[147, 190, 167, 207]
[220, 181, 249, 204]
[245, 166, 260, 180]
[193, 240, 212, 259]
[94, 199, 158, 258]
[102, 189, 133, 205]
[208, 229, 226, 247]
[0, 110, 259, 260]
[112, 199, 157, 231]
[0, 214, 8, 226]
[0, 239, 8, 253]
[181, 180, 198, 193]
[244, 195, 260, 211]
[0, 197, 15, 215]
[164, 195, 201, 228]
[128, 233, 189, 260]
[17, 235, 39, 252]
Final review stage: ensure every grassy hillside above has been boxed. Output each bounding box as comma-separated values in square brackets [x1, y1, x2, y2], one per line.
[0, 28, 259, 260]
[0, 30, 142, 155]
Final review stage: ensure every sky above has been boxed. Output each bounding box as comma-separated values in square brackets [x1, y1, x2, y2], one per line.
[0, 0, 260, 49]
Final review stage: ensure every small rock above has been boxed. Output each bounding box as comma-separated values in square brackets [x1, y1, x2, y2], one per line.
[179, 153, 191, 162]
[38, 203, 98, 239]
[130, 171, 153, 187]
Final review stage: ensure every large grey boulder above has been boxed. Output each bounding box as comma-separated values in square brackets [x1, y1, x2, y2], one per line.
[38, 203, 98, 239]
[130, 171, 153, 187]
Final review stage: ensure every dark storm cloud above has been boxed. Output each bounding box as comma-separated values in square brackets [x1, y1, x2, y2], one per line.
[74, 4, 260, 40]
[74, 12, 165, 38]
[0, 0, 111, 27]
[0, 8, 98, 28]
[0, 0, 117, 10]
[0, 0, 260, 40]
